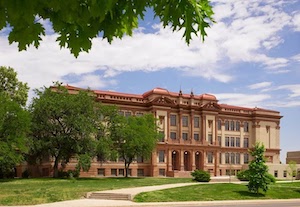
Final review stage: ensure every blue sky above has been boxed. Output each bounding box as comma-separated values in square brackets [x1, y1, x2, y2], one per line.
[0, 0, 299, 162]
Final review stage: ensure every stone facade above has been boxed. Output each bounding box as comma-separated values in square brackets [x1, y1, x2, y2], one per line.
[19, 85, 283, 178]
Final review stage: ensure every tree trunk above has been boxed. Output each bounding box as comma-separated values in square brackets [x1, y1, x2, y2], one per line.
[53, 156, 59, 178]
[124, 159, 131, 178]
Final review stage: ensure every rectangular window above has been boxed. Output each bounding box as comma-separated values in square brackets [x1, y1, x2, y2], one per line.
[236, 153, 240, 164]
[137, 169, 144, 176]
[226, 169, 230, 175]
[170, 132, 176, 139]
[97, 168, 105, 176]
[283, 170, 287, 178]
[236, 137, 240, 147]
[225, 120, 229, 130]
[230, 121, 235, 131]
[219, 153, 222, 164]
[225, 153, 230, 164]
[159, 169, 166, 176]
[225, 137, 230, 147]
[244, 138, 249, 148]
[170, 115, 177, 126]
[182, 132, 188, 140]
[207, 152, 213, 163]
[118, 169, 124, 176]
[208, 134, 213, 144]
[244, 122, 249, 132]
[158, 150, 165, 162]
[136, 112, 144, 117]
[236, 121, 240, 131]
[230, 137, 235, 147]
[158, 131, 165, 142]
[274, 170, 278, 178]
[231, 153, 235, 164]
[194, 133, 199, 141]
[118, 111, 124, 116]
[194, 117, 200, 128]
[217, 120, 222, 130]
[218, 136, 221, 146]
[182, 116, 188, 127]
[111, 169, 117, 176]
[244, 153, 249, 164]
[125, 111, 132, 117]
[137, 156, 143, 163]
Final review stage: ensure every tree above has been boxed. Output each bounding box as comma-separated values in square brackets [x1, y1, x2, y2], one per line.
[0, 0, 214, 57]
[287, 160, 297, 182]
[247, 142, 273, 194]
[29, 84, 99, 178]
[0, 93, 30, 178]
[0, 66, 29, 106]
[101, 112, 159, 177]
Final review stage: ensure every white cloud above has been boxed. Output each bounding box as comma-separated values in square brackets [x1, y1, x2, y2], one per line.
[215, 93, 271, 108]
[292, 12, 300, 31]
[0, 0, 298, 93]
[65, 74, 117, 89]
[248, 82, 272, 89]
[276, 84, 300, 98]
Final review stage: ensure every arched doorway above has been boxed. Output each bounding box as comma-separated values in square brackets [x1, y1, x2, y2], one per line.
[184, 151, 192, 171]
[172, 150, 180, 170]
[195, 151, 202, 170]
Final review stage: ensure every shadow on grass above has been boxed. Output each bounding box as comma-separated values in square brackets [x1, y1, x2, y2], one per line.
[234, 190, 266, 197]
[0, 179, 15, 183]
[77, 177, 145, 181]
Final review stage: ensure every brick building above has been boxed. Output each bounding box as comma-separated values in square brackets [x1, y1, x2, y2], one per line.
[20, 85, 283, 178]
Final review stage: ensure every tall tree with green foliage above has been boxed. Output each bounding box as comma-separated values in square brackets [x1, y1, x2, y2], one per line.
[101, 112, 159, 177]
[0, 0, 214, 57]
[0, 66, 29, 106]
[287, 160, 297, 182]
[248, 142, 272, 194]
[29, 84, 99, 178]
[0, 93, 30, 178]
[0, 66, 30, 178]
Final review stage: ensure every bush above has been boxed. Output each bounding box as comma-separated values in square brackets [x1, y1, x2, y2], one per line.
[191, 170, 210, 182]
[237, 170, 250, 181]
[57, 169, 79, 179]
[266, 173, 276, 184]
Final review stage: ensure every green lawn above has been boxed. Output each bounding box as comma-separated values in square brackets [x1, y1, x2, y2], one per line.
[134, 182, 300, 202]
[0, 177, 192, 205]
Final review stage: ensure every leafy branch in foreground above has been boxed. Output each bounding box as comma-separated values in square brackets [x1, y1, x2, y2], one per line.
[0, 0, 214, 57]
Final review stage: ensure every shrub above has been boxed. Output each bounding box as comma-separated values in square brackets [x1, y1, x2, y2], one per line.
[191, 170, 210, 182]
[266, 173, 276, 184]
[237, 170, 250, 181]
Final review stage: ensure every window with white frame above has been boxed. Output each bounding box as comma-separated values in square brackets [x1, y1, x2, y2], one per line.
[244, 138, 249, 148]
[170, 132, 177, 139]
[225, 137, 230, 147]
[244, 153, 249, 164]
[194, 116, 200, 128]
[230, 137, 235, 147]
[207, 152, 213, 163]
[225, 153, 230, 164]
[194, 133, 200, 141]
[158, 150, 165, 162]
[244, 122, 249, 132]
[208, 134, 213, 144]
[182, 132, 188, 140]
[182, 116, 188, 127]
[170, 115, 177, 126]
